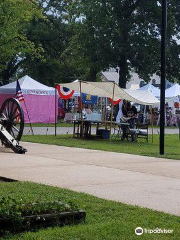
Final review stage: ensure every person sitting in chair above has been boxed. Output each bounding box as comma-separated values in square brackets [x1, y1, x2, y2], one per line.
[120, 101, 137, 141]
[126, 102, 137, 128]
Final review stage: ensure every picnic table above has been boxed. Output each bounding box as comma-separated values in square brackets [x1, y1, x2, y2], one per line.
[73, 119, 129, 138]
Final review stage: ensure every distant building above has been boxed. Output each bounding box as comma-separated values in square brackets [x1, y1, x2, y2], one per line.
[101, 68, 173, 89]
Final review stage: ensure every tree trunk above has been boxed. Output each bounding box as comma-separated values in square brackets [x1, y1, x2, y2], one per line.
[88, 67, 97, 82]
[0, 59, 24, 85]
[118, 56, 128, 88]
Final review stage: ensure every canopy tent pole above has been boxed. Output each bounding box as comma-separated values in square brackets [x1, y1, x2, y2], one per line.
[110, 82, 115, 141]
[143, 105, 146, 124]
[105, 97, 107, 121]
[55, 84, 57, 137]
[80, 81, 84, 137]
[151, 108, 154, 143]
[46, 94, 54, 135]
[23, 100, 34, 136]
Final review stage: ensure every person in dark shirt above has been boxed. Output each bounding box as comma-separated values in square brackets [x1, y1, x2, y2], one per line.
[126, 102, 137, 128]
[120, 100, 137, 141]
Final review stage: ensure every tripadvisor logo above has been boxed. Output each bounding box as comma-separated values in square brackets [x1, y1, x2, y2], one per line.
[135, 227, 143, 235]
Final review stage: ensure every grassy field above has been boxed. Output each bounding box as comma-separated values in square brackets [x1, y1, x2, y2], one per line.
[22, 134, 180, 160]
[1, 181, 180, 240]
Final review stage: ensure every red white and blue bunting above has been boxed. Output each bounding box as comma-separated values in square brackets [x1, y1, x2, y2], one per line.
[108, 98, 121, 105]
[56, 85, 74, 100]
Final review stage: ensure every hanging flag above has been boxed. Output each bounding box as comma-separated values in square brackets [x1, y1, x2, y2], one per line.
[16, 80, 24, 102]
[82, 93, 98, 104]
[108, 98, 121, 105]
[56, 85, 74, 100]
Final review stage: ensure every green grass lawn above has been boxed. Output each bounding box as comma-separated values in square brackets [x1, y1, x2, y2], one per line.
[1, 181, 180, 240]
[22, 134, 180, 160]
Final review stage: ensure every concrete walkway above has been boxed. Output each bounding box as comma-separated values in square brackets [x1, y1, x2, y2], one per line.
[1, 142, 180, 216]
[24, 126, 180, 135]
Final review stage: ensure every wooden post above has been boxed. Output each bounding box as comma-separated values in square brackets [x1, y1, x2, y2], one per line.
[110, 82, 115, 141]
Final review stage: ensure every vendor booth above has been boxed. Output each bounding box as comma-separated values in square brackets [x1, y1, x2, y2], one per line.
[0, 75, 56, 123]
[58, 81, 159, 105]
[56, 81, 159, 139]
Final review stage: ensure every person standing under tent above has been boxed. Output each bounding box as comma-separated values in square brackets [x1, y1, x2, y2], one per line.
[116, 100, 123, 123]
[120, 100, 130, 141]
[82, 106, 87, 119]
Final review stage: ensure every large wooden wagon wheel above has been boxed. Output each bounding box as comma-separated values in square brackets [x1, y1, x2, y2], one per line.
[0, 98, 24, 141]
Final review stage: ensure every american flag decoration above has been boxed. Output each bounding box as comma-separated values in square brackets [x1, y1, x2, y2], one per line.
[56, 85, 74, 100]
[16, 80, 24, 102]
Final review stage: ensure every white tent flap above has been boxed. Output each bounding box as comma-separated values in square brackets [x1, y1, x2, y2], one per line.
[0, 75, 55, 95]
[59, 81, 159, 105]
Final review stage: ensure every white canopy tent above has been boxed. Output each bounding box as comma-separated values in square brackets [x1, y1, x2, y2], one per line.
[0, 75, 56, 123]
[0, 75, 55, 95]
[58, 81, 159, 105]
[138, 83, 160, 98]
[165, 83, 180, 98]
[57, 81, 160, 140]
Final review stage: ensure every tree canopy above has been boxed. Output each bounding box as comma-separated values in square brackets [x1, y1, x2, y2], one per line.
[0, 0, 44, 84]
[67, 0, 180, 87]
[1, 0, 180, 88]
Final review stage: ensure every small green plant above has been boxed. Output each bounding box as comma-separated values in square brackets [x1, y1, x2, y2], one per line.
[0, 196, 80, 234]
[0, 196, 78, 218]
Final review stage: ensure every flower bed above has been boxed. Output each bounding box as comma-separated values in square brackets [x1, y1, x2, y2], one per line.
[0, 197, 86, 235]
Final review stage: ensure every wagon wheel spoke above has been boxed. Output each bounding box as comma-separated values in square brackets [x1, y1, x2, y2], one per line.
[11, 126, 20, 140]
[0, 98, 24, 141]
[9, 101, 15, 118]
[11, 106, 18, 120]
[4, 105, 9, 118]
[12, 125, 20, 133]
[12, 113, 21, 121]
[10, 129, 16, 139]
[8, 101, 11, 117]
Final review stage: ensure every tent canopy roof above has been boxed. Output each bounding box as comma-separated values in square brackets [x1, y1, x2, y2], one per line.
[165, 83, 180, 98]
[58, 81, 159, 105]
[0, 75, 55, 95]
[138, 83, 160, 97]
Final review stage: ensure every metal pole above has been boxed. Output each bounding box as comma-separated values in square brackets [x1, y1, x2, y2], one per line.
[55, 84, 57, 137]
[23, 100, 34, 135]
[160, 0, 167, 155]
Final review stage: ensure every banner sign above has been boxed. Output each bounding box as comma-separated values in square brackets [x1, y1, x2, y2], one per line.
[22, 90, 50, 95]
[82, 93, 98, 104]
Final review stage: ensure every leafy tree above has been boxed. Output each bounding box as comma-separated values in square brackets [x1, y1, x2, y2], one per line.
[0, 0, 44, 84]
[19, 0, 89, 86]
[68, 0, 180, 87]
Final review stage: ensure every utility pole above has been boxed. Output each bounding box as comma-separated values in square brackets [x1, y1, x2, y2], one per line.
[160, 0, 167, 155]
